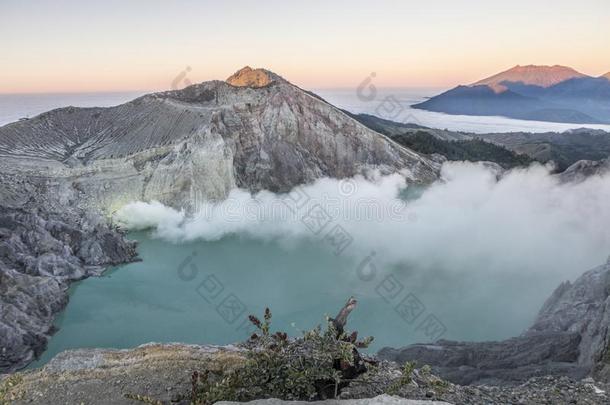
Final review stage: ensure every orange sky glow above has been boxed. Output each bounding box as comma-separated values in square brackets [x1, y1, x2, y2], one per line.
[1, 0, 609, 94]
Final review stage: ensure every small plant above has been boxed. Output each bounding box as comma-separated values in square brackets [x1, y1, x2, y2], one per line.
[386, 361, 417, 395]
[123, 393, 163, 405]
[191, 298, 375, 404]
[429, 378, 450, 392]
[0, 375, 24, 405]
[420, 364, 432, 376]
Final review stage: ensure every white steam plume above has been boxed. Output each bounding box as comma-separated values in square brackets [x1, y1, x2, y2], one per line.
[115, 162, 610, 280]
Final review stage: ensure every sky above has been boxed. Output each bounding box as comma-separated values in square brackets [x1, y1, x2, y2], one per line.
[1, 0, 609, 94]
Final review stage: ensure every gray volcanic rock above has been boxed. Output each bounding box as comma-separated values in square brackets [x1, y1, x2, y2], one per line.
[378, 333, 586, 386]
[0, 172, 138, 373]
[0, 67, 439, 213]
[216, 396, 451, 405]
[529, 260, 610, 380]
[558, 158, 610, 182]
[379, 261, 610, 386]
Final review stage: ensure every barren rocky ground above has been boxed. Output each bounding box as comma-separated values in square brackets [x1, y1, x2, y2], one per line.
[1, 343, 608, 404]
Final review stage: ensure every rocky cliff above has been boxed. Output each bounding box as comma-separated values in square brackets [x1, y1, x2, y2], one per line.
[0, 67, 440, 374]
[379, 260, 610, 386]
[0, 170, 138, 372]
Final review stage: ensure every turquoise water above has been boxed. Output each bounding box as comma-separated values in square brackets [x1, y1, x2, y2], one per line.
[29, 231, 552, 368]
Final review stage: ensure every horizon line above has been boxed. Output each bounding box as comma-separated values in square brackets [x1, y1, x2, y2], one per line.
[2, 64, 609, 96]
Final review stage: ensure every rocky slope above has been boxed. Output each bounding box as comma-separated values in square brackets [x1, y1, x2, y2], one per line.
[346, 113, 534, 169]
[558, 158, 610, 182]
[379, 260, 610, 386]
[478, 129, 610, 171]
[0, 66, 438, 213]
[0, 67, 439, 374]
[349, 112, 610, 172]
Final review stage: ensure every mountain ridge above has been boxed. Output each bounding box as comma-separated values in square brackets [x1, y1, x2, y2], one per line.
[473, 65, 588, 93]
[414, 64, 610, 124]
[0, 67, 439, 210]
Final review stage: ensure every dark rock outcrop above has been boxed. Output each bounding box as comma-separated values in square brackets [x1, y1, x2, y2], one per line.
[0, 171, 138, 373]
[379, 261, 610, 386]
[378, 333, 586, 386]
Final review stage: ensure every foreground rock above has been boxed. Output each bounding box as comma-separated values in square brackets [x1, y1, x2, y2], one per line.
[0, 344, 244, 404]
[1, 343, 607, 405]
[217, 396, 451, 405]
[379, 260, 610, 386]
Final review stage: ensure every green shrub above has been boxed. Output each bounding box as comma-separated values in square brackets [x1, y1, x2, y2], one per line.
[191, 307, 374, 404]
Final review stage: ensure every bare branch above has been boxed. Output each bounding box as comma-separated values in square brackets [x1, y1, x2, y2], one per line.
[331, 296, 357, 336]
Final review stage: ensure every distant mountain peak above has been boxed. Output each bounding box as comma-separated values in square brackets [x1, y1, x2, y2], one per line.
[602, 72, 610, 80]
[473, 65, 589, 93]
[413, 64, 610, 124]
[226, 66, 279, 88]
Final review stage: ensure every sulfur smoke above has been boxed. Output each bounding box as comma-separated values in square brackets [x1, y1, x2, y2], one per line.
[115, 162, 610, 281]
